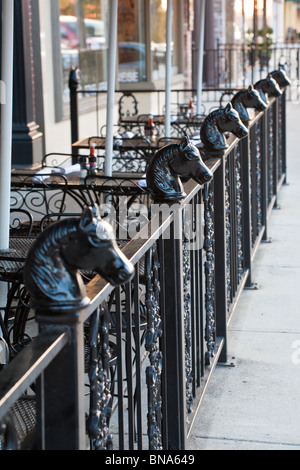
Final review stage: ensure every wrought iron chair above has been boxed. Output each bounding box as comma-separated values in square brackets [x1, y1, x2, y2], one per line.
[118, 91, 139, 125]
[88, 134, 151, 173]
[0, 210, 37, 358]
[41, 152, 79, 169]
[84, 174, 150, 241]
[10, 171, 69, 232]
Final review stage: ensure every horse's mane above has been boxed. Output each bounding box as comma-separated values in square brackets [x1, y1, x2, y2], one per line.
[146, 144, 182, 196]
[25, 217, 80, 298]
[150, 144, 180, 167]
[29, 218, 79, 266]
[255, 79, 267, 88]
[147, 144, 180, 187]
[200, 108, 227, 148]
[231, 89, 247, 104]
[202, 108, 224, 127]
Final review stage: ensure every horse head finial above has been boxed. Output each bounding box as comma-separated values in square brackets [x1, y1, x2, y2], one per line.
[24, 204, 135, 314]
[146, 136, 212, 203]
[200, 104, 248, 157]
[231, 85, 267, 125]
[270, 68, 291, 88]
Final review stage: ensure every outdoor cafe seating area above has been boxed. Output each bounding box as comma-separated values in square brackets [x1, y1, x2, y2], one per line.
[0, 107, 199, 363]
[0, 64, 290, 450]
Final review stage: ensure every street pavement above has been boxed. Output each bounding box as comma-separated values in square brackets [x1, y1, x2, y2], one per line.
[187, 101, 300, 451]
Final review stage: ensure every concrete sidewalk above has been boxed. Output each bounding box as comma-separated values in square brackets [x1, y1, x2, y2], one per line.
[187, 102, 300, 451]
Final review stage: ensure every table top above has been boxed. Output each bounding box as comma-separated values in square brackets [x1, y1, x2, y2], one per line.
[120, 113, 205, 127]
[172, 115, 205, 126]
[72, 135, 181, 152]
[121, 114, 166, 125]
[11, 169, 147, 189]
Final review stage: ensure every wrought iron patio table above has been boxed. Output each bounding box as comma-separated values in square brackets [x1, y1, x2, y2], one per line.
[10, 169, 149, 214]
[120, 113, 166, 126]
[71, 135, 181, 156]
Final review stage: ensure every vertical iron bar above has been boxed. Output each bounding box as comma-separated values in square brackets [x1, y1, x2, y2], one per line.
[250, 126, 258, 245]
[125, 282, 134, 449]
[36, 315, 86, 450]
[162, 214, 186, 450]
[158, 236, 168, 449]
[273, 100, 279, 206]
[133, 264, 143, 449]
[115, 287, 124, 450]
[214, 158, 228, 363]
[281, 90, 287, 184]
[69, 67, 79, 159]
[261, 111, 269, 240]
[240, 135, 252, 287]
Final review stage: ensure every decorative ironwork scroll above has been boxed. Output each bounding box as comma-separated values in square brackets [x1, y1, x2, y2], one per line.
[203, 185, 216, 365]
[225, 162, 232, 309]
[278, 97, 283, 179]
[235, 147, 244, 282]
[255, 122, 263, 235]
[268, 107, 274, 203]
[87, 305, 114, 451]
[145, 245, 163, 451]
[182, 224, 193, 414]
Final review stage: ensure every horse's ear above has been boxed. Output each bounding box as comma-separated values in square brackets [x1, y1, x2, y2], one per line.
[267, 73, 272, 79]
[225, 103, 232, 113]
[248, 85, 253, 92]
[80, 205, 100, 229]
[179, 135, 190, 151]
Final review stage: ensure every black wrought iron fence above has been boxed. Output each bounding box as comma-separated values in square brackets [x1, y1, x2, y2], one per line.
[205, 42, 300, 92]
[0, 91, 286, 450]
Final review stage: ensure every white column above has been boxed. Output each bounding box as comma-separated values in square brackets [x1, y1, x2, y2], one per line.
[0, 0, 14, 250]
[197, 0, 206, 117]
[165, 0, 173, 138]
[105, 0, 118, 177]
[0, 0, 14, 334]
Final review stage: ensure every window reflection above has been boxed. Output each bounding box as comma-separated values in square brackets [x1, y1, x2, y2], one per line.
[59, 0, 181, 98]
[60, 0, 109, 99]
[151, 0, 178, 81]
[118, 0, 146, 83]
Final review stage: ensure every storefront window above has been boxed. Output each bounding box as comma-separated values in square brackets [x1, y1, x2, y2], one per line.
[60, 0, 109, 100]
[56, 0, 182, 115]
[117, 0, 146, 84]
[151, 0, 178, 81]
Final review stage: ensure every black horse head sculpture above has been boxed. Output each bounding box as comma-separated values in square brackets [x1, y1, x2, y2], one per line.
[254, 74, 282, 104]
[231, 85, 267, 125]
[146, 136, 213, 202]
[270, 68, 291, 88]
[200, 103, 248, 156]
[24, 205, 135, 313]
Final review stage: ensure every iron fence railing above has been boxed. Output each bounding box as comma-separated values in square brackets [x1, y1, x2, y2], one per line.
[0, 90, 287, 450]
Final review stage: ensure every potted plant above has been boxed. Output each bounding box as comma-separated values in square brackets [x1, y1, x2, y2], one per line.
[257, 26, 274, 68]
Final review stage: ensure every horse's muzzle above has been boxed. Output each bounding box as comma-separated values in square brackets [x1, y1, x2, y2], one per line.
[109, 252, 135, 286]
[257, 103, 267, 112]
[195, 168, 213, 185]
[235, 125, 248, 139]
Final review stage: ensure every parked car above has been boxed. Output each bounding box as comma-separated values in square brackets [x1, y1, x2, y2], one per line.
[60, 15, 106, 50]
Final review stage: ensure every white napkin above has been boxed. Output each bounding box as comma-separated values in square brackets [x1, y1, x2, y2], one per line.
[32, 167, 63, 182]
[123, 131, 135, 139]
[115, 131, 135, 147]
[61, 164, 81, 175]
